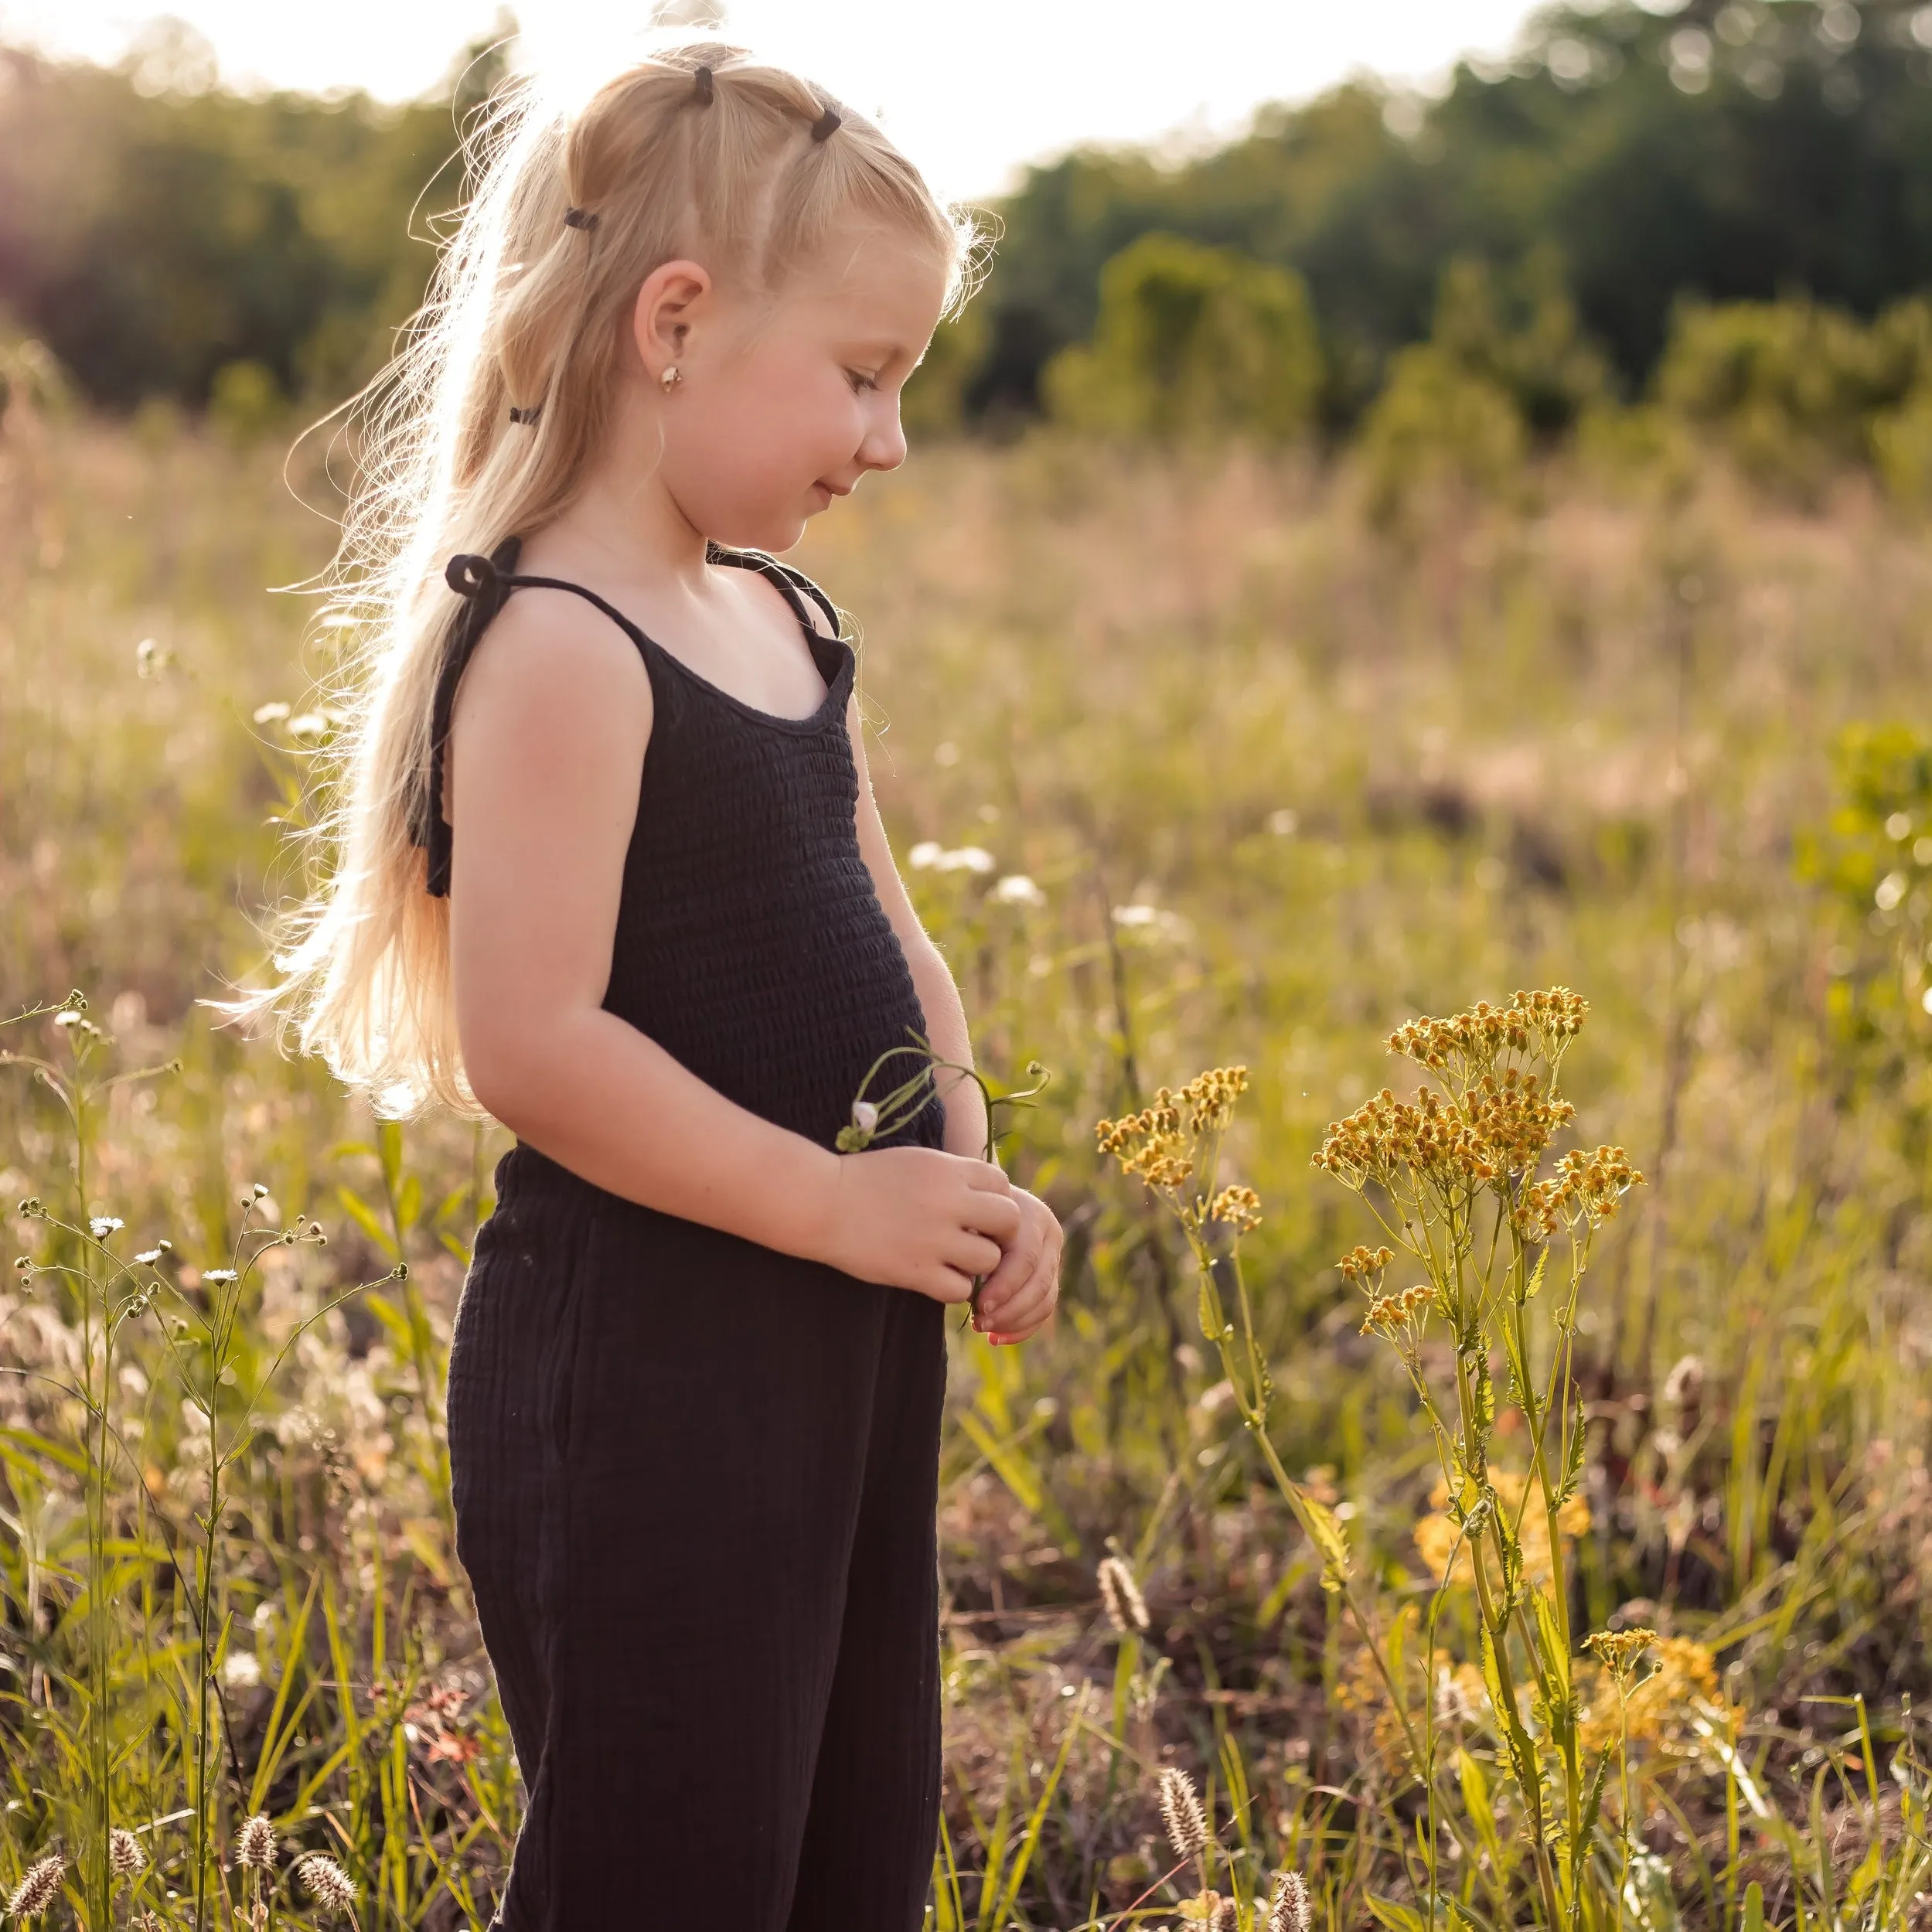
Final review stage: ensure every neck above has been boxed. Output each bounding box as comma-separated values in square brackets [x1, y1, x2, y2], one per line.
[544, 377, 708, 589]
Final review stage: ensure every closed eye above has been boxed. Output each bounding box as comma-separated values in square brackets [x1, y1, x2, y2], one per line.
[845, 367, 880, 394]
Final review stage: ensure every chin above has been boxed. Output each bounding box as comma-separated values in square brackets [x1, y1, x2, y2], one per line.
[713, 511, 810, 554]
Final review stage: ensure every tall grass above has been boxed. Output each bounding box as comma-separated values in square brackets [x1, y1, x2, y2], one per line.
[4, 408, 1932, 1924]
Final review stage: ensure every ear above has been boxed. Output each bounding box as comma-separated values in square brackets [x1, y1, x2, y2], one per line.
[629, 259, 712, 381]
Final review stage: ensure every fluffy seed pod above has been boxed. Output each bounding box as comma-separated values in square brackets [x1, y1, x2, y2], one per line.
[1157, 1766, 1208, 1861]
[109, 1828, 145, 1876]
[6, 1855, 67, 1919]
[1096, 1555, 1150, 1634]
[298, 1854, 358, 1917]
[236, 1814, 278, 1871]
[1269, 1869, 1311, 1932]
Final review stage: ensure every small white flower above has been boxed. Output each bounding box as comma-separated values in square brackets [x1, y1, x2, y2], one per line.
[203, 1268, 238, 1285]
[993, 874, 1046, 907]
[908, 840, 944, 869]
[850, 1100, 879, 1134]
[252, 701, 291, 724]
[90, 1216, 124, 1239]
[222, 1649, 263, 1688]
[939, 845, 996, 874]
[135, 1248, 164, 1266]
[287, 713, 330, 745]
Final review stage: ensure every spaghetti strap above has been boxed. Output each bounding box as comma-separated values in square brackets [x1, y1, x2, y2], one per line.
[714, 545, 847, 643]
[412, 537, 656, 897]
[410, 538, 848, 897]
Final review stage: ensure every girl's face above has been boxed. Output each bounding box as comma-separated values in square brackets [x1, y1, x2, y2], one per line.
[637, 223, 951, 555]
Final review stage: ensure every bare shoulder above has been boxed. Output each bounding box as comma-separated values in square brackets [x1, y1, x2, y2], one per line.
[456, 584, 653, 719]
[445, 586, 653, 825]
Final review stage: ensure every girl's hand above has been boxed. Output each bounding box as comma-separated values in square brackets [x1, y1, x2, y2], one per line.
[822, 1147, 1021, 1303]
[972, 1188, 1062, 1345]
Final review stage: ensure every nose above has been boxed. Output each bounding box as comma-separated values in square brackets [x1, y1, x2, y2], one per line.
[860, 399, 908, 475]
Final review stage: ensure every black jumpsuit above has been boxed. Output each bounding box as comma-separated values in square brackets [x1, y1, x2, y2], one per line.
[431, 537, 949, 1932]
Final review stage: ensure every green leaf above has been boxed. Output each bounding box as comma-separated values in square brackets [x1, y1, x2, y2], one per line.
[335, 1185, 398, 1259]
[1741, 1883, 1765, 1932]
[377, 1119, 406, 1198]
[1366, 1893, 1428, 1932]
[1458, 1748, 1504, 1869]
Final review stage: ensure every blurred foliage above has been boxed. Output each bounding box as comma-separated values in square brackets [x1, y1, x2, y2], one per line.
[976, 0, 1932, 419]
[1656, 295, 1932, 498]
[1797, 723, 1932, 1072]
[7, 0, 1932, 438]
[0, 21, 511, 407]
[1351, 254, 1608, 523]
[1038, 233, 1323, 444]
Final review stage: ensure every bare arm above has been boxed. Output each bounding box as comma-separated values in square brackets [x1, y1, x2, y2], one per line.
[847, 694, 990, 1160]
[445, 589, 1017, 1299]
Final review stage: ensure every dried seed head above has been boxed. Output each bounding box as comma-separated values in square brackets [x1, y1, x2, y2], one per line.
[6, 1855, 66, 1918]
[1096, 1555, 1150, 1633]
[1210, 1893, 1239, 1932]
[1269, 1868, 1311, 1932]
[298, 1854, 357, 1916]
[236, 1814, 277, 1871]
[1157, 1766, 1208, 1861]
[109, 1828, 145, 1876]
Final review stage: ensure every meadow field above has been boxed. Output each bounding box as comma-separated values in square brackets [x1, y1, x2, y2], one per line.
[5, 401, 1932, 1928]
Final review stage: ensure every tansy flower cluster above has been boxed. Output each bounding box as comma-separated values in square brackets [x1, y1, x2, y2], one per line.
[1359, 1282, 1435, 1337]
[1514, 1144, 1645, 1238]
[1095, 1067, 1250, 1203]
[1311, 1085, 1495, 1194]
[1336, 1242, 1395, 1283]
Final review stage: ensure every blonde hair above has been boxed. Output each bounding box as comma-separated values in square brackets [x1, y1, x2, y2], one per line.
[235, 39, 986, 1117]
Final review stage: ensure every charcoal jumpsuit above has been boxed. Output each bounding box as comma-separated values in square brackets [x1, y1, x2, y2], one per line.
[430, 537, 949, 1931]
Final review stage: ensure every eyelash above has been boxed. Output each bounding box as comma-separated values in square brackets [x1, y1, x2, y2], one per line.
[846, 369, 880, 394]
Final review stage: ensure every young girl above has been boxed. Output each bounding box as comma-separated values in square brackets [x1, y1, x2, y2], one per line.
[254, 39, 1064, 1930]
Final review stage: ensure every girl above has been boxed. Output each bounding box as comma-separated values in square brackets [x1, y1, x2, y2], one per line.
[251, 38, 1063, 1930]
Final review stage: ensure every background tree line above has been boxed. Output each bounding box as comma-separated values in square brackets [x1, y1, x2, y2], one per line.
[4, 0, 1932, 488]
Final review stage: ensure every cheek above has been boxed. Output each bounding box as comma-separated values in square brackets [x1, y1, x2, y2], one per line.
[673, 370, 853, 490]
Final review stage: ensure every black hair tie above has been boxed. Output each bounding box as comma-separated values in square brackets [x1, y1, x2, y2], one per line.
[809, 101, 841, 142]
[563, 205, 598, 231]
[693, 63, 715, 105]
[508, 404, 542, 426]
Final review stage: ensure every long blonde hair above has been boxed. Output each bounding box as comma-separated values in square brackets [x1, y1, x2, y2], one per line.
[237, 39, 985, 1118]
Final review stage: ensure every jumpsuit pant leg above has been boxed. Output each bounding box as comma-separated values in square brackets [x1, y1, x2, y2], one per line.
[448, 1184, 947, 1932]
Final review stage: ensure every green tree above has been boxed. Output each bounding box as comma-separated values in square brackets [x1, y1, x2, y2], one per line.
[1040, 233, 1323, 444]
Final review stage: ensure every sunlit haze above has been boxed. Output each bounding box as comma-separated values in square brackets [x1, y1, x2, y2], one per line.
[2, 1, 1548, 201]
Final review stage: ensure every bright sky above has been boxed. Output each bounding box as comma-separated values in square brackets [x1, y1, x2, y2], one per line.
[0, 2, 1550, 202]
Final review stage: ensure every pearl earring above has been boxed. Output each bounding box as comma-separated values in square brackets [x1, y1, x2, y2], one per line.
[660, 365, 683, 390]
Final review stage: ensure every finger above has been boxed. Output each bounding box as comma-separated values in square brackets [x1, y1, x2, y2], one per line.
[946, 1232, 1004, 1279]
[974, 1231, 1042, 1307]
[988, 1287, 1059, 1344]
[962, 1191, 1022, 1244]
[925, 1264, 975, 1305]
[980, 1266, 1055, 1336]
[961, 1160, 1012, 1193]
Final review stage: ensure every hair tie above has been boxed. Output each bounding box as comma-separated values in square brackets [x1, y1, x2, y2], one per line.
[563, 205, 598, 231]
[809, 101, 841, 142]
[509, 404, 542, 426]
[692, 63, 715, 105]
